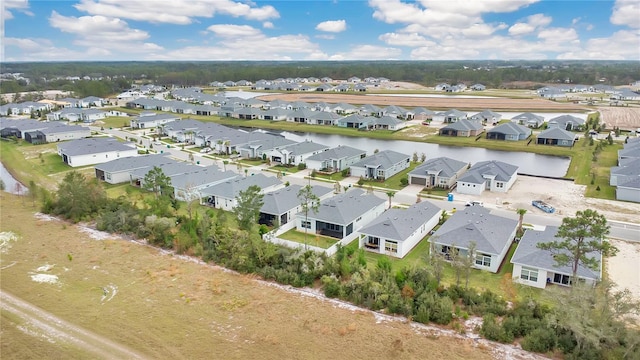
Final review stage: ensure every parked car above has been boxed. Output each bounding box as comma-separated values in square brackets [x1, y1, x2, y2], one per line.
[200, 147, 212, 153]
[465, 201, 484, 207]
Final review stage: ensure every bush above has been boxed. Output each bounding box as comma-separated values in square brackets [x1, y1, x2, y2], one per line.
[521, 327, 556, 353]
[297, 163, 306, 170]
[357, 177, 365, 186]
[400, 177, 408, 186]
[341, 168, 350, 177]
[480, 314, 513, 343]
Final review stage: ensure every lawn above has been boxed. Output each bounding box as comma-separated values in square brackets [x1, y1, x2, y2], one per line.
[310, 171, 347, 182]
[278, 228, 339, 249]
[270, 164, 302, 174]
[98, 116, 131, 129]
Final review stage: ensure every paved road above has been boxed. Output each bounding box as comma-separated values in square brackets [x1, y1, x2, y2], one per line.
[0, 290, 146, 359]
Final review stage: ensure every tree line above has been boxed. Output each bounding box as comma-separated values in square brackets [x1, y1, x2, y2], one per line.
[24, 169, 640, 359]
[2, 60, 639, 95]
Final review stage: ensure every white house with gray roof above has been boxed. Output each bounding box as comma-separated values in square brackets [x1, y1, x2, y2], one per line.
[511, 112, 545, 128]
[486, 122, 531, 141]
[409, 157, 469, 188]
[200, 173, 283, 211]
[266, 141, 330, 166]
[305, 145, 367, 172]
[456, 160, 518, 195]
[430, 206, 517, 273]
[511, 226, 601, 288]
[616, 177, 640, 203]
[57, 137, 138, 167]
[469, 110, 502, 124]
[259, 184, 334, 227]
[439, 119, 484, 137]
[547, 114, 585, 131]
[170, 166, 239, 202]
[296, 188, 386, 241]
[350, 150, 410, 180]
[536, 127, 577, 147]
[358, 201, 441, 258]
[130, 113, 181, 129]
[94, 153, 175, 184]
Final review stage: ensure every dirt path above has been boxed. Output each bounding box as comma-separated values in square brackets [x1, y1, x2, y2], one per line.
[0, 290, 146, 360]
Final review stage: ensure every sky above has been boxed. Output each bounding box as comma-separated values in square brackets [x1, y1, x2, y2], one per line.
[2, 0, 639, 62]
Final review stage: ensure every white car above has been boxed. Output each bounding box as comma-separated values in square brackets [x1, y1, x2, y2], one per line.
[465, 201, 484, 207]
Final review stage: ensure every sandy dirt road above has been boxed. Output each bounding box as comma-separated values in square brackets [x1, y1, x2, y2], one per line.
[0, 290, 146, 360]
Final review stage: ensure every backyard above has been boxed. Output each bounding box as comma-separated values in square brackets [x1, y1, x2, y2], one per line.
[278, 228, 339, 249]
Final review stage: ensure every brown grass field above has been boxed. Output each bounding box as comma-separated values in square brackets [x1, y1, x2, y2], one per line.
[597, 106, 640, 130]
[0, 194, 503, 360]
[257, 93, 590, 112]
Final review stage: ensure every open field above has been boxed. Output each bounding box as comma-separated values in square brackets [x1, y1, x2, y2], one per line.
[0, 194, 549, 360]
[597, 107, 640, 131]
[257, 93, 590, 112]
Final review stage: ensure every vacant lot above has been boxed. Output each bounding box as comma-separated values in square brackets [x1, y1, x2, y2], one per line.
[0, 194, 508, 360]
[258, 93, 589, 112]
[597, 107, 640, 131]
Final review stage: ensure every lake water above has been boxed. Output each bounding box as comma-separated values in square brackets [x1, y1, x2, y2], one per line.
[278, 132, 570, 177]
[0, 162, 27, 194]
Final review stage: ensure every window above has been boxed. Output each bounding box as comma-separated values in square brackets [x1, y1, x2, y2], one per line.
[496, 182, 504, 188]
[520, 267, 538, 282]
[301, 221, 311, 229]
[475, 253, 491, 267]
[385, 240, 398, 253]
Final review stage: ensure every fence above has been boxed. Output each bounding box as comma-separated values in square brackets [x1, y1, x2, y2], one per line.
[262, 222, 361, 256]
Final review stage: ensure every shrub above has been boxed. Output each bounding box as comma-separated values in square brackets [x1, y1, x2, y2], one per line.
[521, 327, 556, 353]
[357, 177, 365, 186]
[297, 163, 306, 170]
[341, 168, 350, 177]
[400, 177, 409, 186]
[480, 314, 513, 343]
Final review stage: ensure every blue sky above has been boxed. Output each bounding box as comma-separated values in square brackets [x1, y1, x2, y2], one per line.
[2, 0, 639, 61]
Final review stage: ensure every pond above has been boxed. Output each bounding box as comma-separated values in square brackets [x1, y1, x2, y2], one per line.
[278, 132, 571, 178]
[0, 162, 27, 195]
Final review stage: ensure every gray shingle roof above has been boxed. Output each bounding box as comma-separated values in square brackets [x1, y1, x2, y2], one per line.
[170, 167, 238, 189]
[306, 145, 366, 162]
[488, 122, 531, 136]
[457, 160, 518, 184]
[409, 157, 469, 178]
[441, 119, 483, 131]
[279, 141, 330, 156]
[511, 226, 601, 280]
[260, 184, 333, 215]
[130, 162, 201, 179]
[537, 127, 576, 141]
[95, 153, 174, 173]
[350, 150, 409, 170]
[358, 201, 441, 241]
[57, 137, 136, 156]
[302, 188, 385, 225]
[134, 113, 180, 123]
[431, 206, 517, 254]
[200, 173, 281, 198]
[619, 176, 640, 189]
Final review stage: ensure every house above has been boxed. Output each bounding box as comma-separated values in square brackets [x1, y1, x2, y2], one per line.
[456, 160, 518, 195]
[236, 134, 296, 159]
[438, 109, 467, 123]
[616, 177, 640, 203]
[469, 110, 501, 124]
[130, 113, 181, 129]
[409, 157, 469, 188]
[310, 111, 342, 126]
[439, 119, 484, 137]
[287, 108, 316, 123]
[412, 107, 436, 122]
[305, 145, 367, 172]
[547, 115, 585, 131]
[470, 84, 486, 91]
[610, 158, 640, 186]
[337, 114, 371, 129]
[511, 226, 601, 288]
[261, 108, 290, 121]
[358, 201, 441, 258]
[266, 141, 330, 166]
[259, 184, 334, 227]
[382, 105, 413, 120]
[200, 173, 282, 211]
[486, 122, 531, 141]
[170, 166, 239, 202]
[295, 188, 386, 241]
[369, 116, 406, 131]
[359, 104, 383, 117]
[350, 150, 410, 180]
[430, 206, 517, 273]
[57, 137, 138, 167]
[94, 153, 175, 184]
[511, 113, 545, 128]
[29, 124, 91, 143]
[536, 127, 577, 147]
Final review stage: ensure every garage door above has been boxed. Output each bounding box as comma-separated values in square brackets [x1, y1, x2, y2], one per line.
[410, 176, 426, 185]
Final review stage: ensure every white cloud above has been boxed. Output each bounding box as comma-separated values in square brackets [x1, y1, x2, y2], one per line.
[262, 21, 274, 29]
[329, 45, 402, 60]
[558, 30, 640, 59]
[415, 0, 538, 16]
[74, 0, 279, 25]
[315, 34, 335, 40]
[48, 11, 163, 55]
[508, 13, 552, 36]
[3, 37, 108, 61]
[378, 32, 433, 47]
[315, 20, 347, 33]
[207, 24, 262, 38]
[611, 0, 640, 28]
[1, 0, 32, 37]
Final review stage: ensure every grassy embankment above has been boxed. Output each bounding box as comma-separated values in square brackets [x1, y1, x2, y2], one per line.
[0, 194, 493, 360]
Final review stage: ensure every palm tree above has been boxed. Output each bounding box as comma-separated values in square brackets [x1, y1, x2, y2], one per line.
[516, 208, 527, 235]
[386, 191, 395, 209]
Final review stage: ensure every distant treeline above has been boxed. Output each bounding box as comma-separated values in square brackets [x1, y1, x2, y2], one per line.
[2, 60, 639, 96]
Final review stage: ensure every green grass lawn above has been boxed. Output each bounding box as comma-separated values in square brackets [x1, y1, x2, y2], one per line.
[99, 116, 131, 129]
[582, 141, 621, 200]
[270, 164, 301, 173]
[311, 171, 346, 182]
[278, 229, 338, 249]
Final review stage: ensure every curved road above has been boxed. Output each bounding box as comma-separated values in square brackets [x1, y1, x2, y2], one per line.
[0, 290, 146, 360]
